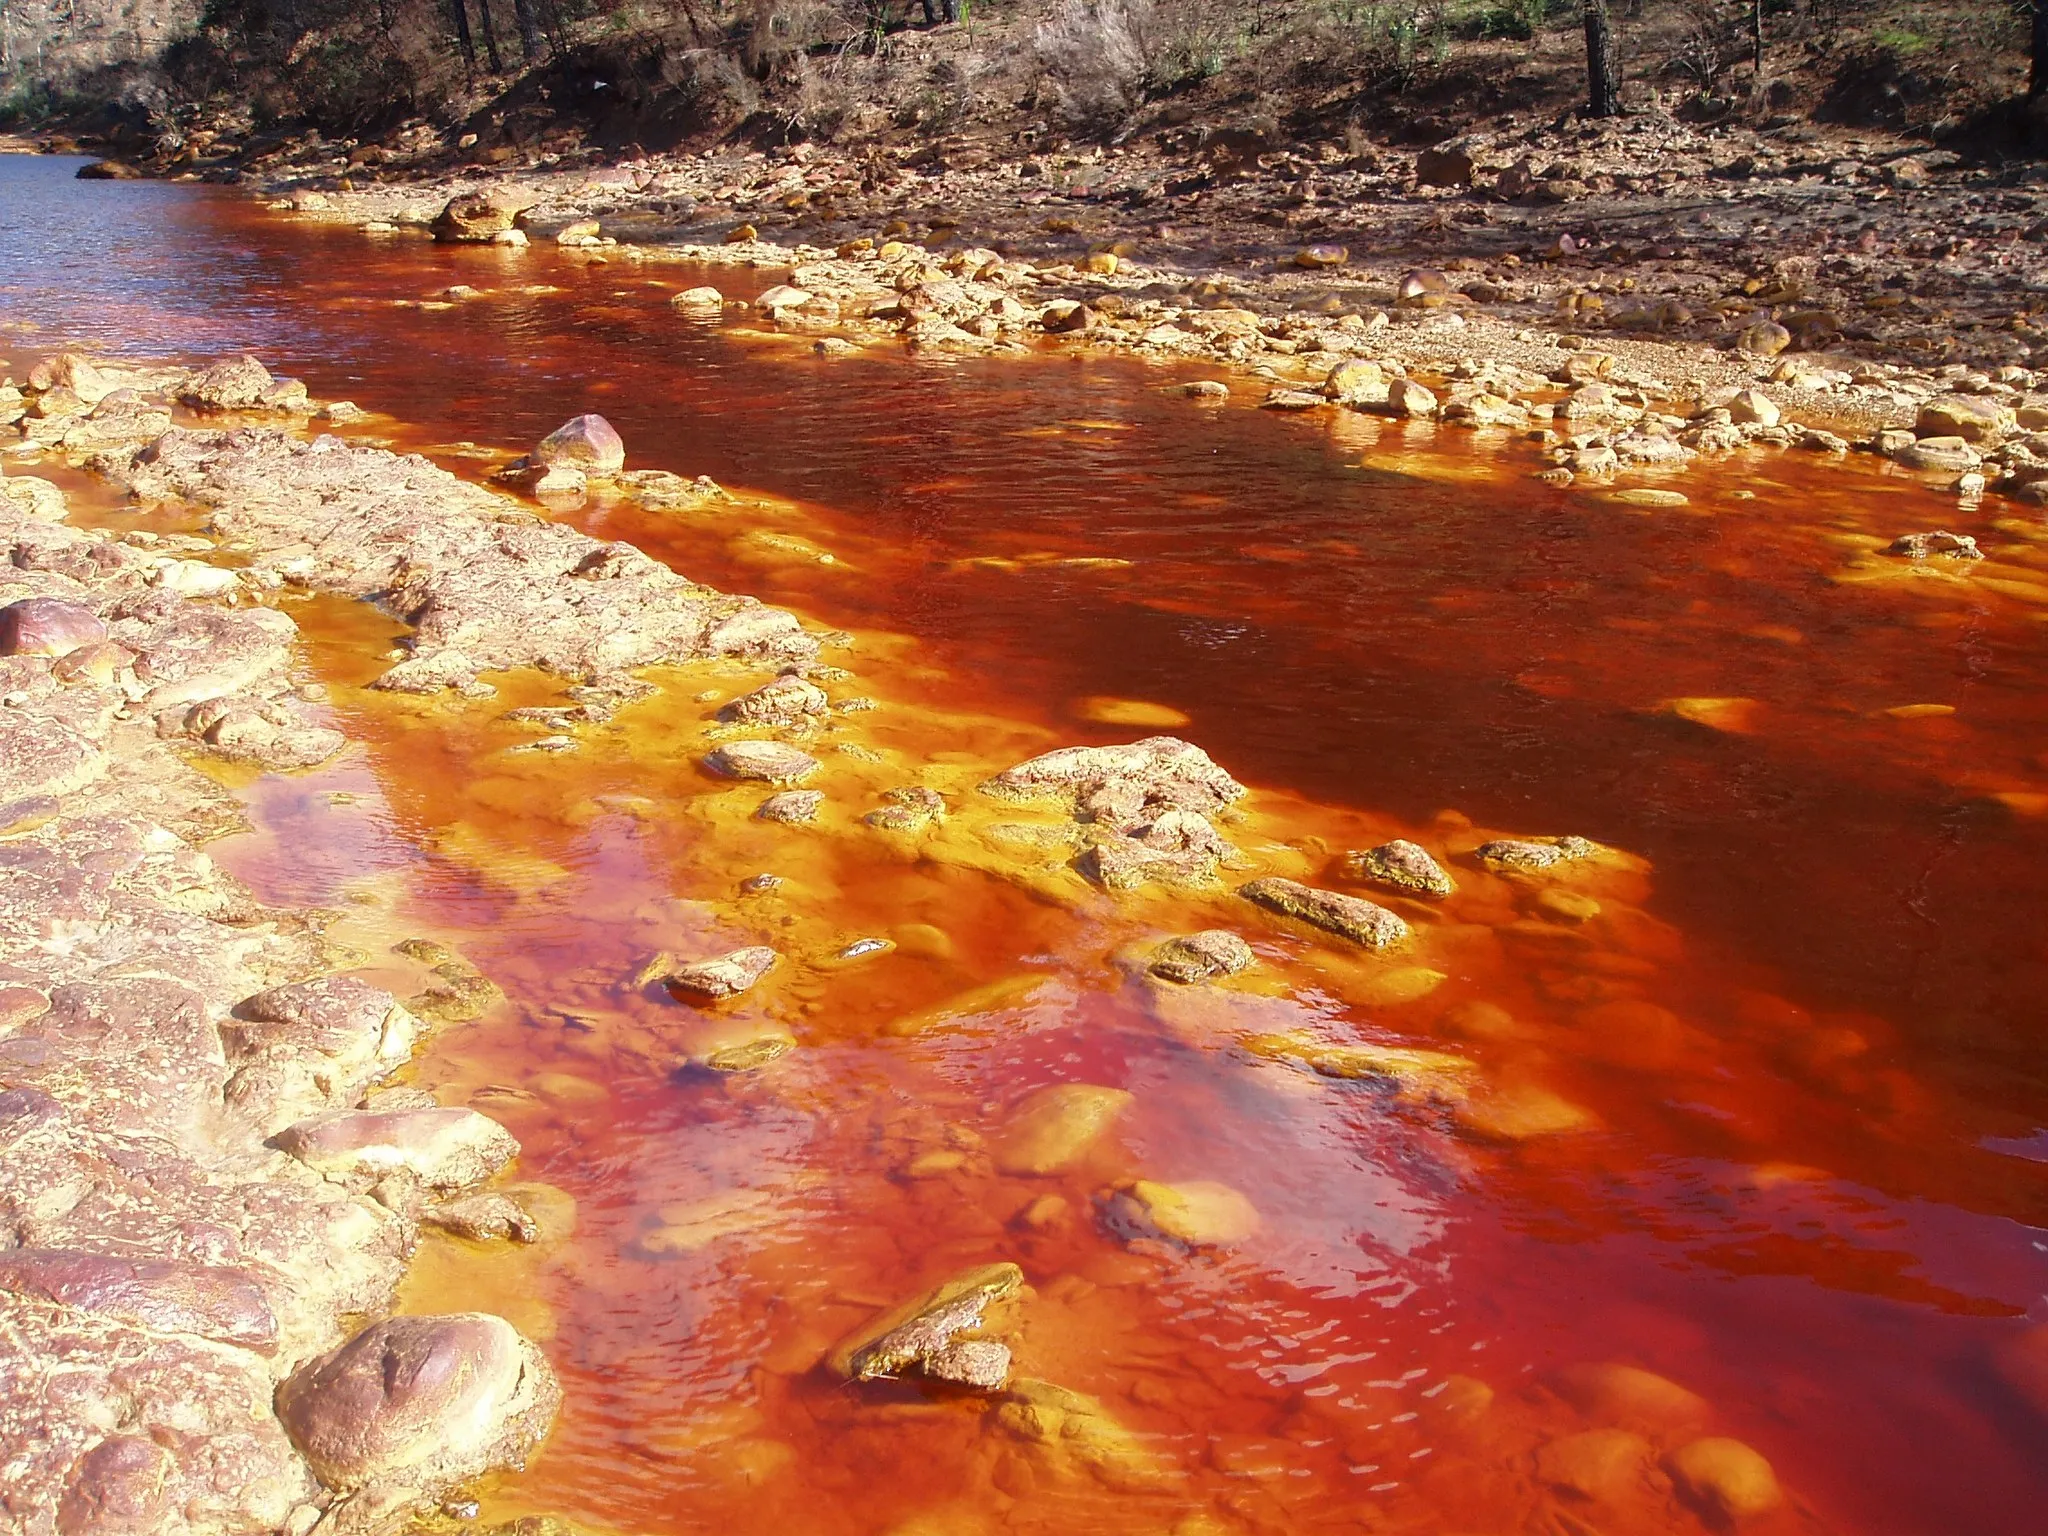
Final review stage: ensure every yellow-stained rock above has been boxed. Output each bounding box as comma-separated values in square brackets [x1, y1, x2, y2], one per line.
[1107, 1179, 1259, 1246]
[827, 1262, 1023, 1387]
[1454, 1082, 1597, 1142]
[1242, 1032, 1474, 1094]
[993, 1084, 1133, 1175]
[1666, 1437, 1783, 1521]
[1553, 1361, 1709, 1426]
[1536, 1427, 1652, 1502]
[992, 1378, 1170, 1492]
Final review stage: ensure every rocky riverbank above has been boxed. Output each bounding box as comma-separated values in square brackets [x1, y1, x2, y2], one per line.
[0, 349, 828, 1532]
[86, 107, 2041, 514]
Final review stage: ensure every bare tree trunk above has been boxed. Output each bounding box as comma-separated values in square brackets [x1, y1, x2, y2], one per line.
[511, 0, 543, 60]
[2034, 0, 2048, 101]
[476, 0, 505, 72]
[1582, 0, 1619, 117]
[1751, 0, 1763, 73]
[448, 0, 477, 76]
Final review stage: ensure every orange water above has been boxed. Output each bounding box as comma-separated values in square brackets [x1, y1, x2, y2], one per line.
[5, 154, 2046, 1536]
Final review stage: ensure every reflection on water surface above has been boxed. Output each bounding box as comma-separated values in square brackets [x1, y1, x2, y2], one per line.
[5, 152, 2046, 1536]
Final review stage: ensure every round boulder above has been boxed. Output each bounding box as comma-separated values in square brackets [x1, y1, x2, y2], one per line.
[0, 598, 106, 658]
[276, 1313, 560, 1493]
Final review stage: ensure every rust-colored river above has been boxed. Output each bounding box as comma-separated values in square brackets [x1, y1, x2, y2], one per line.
[4, 154, 2045, 1536]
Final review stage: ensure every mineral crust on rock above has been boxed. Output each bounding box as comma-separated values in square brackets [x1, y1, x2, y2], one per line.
[119, 428, 816, 690]
[827, 1262, 1024, 1391]
[1240, 877, 1410, 949]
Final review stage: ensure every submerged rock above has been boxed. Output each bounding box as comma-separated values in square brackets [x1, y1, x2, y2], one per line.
[1552, 1362, 1710, 1425]
[1664, 1437, 1783, 1521]
[1242, 1033, 1473, 1092]
[1344, 839, 1454, 899]
[1148, 929, 1254, 984]
[1992, 1324, 2048, 1425]
[1473, 835, 1597, 871]
[275, 1313, 560, 1502]
[705, 740, 820, 783]
[1104, 1178, 1259, 1246]
[1453, 1082, 1597, 1142]
[992, 1084, 1132, 1175]
[1239, 877, 1408, 949]
[1537, 1427, 1652, 1502]
[827, 1262, 1023, 1391]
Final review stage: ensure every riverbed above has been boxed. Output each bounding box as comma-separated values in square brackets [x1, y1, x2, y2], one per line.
[4, 151, 2045, 1536]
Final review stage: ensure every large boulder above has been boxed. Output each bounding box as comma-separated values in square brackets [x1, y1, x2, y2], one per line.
[179, 355, 280, 411]
[431, 193, 522, 243]
[273, 1106, 518, 1189]
[0, 597, 106, 658]
[1915, 394, 2013, 444]
[275, 1313, 560, 1501]
[534, 414, 626, 480]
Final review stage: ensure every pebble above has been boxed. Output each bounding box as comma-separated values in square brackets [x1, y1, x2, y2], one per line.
[1552, 1361, 1709, 1424]
[1536, 1428, 1652, 1502]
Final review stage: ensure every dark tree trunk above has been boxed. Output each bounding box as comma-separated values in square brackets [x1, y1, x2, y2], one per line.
[1582, 0, 1619, 117]
[475, 0, 505, 72]
[447, 0, 477, 76]
[511, 0, 543, 60]
[2033, 0, 2048, 101]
